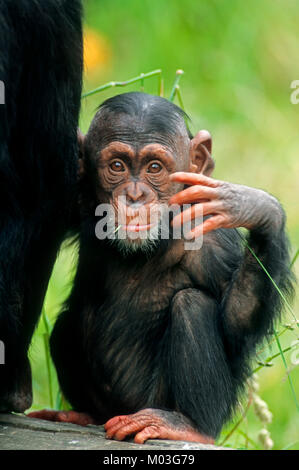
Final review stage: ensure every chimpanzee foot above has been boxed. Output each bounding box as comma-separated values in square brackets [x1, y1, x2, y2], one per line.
[27, 409, 97, 426]
[104, 408, 214, 444]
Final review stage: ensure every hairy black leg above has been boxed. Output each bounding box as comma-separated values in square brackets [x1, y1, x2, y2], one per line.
[166, 288, 236, 438]
[50, 311, 104, 418]
[0, 0, 83, 412]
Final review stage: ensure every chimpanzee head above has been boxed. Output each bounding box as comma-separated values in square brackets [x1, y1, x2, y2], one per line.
[79, 92, 214, 254]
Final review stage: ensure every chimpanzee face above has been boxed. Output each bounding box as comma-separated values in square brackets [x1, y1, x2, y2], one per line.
[80, 93, 213, 254]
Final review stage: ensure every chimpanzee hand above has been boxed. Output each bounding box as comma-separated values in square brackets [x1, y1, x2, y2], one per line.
[169, 172, 284, 239]
[104, 408, 214, 444]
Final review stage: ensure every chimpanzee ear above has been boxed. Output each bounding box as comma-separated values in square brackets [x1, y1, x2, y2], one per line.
[77, 128, 85, 179]
[190, 130, 215, 176]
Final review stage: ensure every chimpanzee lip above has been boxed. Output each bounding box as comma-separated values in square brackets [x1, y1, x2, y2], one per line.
[123, 223, 154, 232]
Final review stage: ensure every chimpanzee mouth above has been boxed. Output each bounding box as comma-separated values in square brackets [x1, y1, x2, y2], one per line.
[109, 221, 161, 256]
[123, 223, 155, 233]
[117, 220, 160, 241]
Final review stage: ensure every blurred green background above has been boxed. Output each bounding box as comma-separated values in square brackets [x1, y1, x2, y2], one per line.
[29, 0, 299, 449]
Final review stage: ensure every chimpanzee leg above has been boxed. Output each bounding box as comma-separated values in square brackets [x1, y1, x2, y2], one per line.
[0, 222, 30, 412]
[28, 310, 105, 426]
[0, 221, 57, 412]
[28, 309, 110, 426]
[105, 289, 236, 443]
[166, 288, 236, 437]
[49, 311, 93, 414]
[0, 221, 73, 412]
[0, 0, 83, 412]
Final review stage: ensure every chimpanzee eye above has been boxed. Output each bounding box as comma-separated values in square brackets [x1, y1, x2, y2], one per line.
[110, 160, 125, 172]
[147, 162, 162, 174]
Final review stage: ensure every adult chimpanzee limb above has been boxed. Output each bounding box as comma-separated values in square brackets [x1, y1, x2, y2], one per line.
[29, 92, 294, 443]
[0, 0, 83, 412]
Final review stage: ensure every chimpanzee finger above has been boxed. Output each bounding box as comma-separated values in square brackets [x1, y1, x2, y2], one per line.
[104, 415, 130, 430]
[134, 426, 161, 444]
[112, 421, 147, 441]
[105, 416, 135, 438]
[172, 201, 223, 228]
[170, 171, 220, 188]
[106, 419, 141, 440]
[169, 184, 219, 206]
[185, 215, 226, 239]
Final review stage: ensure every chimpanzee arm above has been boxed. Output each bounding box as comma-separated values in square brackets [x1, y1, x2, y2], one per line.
[220, 218, 294, 369]
[170, 172, 294, 369]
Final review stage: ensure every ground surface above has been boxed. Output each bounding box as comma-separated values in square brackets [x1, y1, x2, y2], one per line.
[0, 413, 228, 450]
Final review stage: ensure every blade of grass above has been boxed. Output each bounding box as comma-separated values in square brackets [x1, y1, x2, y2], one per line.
[170, 84, 192, 136]
[42, 307, 54, 409]
[82, 69, 162, 99]
[253, 342, 298, 373]
[257, 318, 299, 356]
[237, 430, 259, 450]
[113, 225, 122, 234]
[290, 248, 299, 268]
[282, 441, 299, 450]
[273, 329, 299, 411]
[236, 231, 297, 322]
[219, 398, 252, 446]
[169, 69, 184, 102]
[158, 73, 163, 96]
[174, 85, 185, 111]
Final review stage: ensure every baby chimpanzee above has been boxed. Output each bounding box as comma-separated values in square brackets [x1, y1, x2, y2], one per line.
[29, 93, 293, 444]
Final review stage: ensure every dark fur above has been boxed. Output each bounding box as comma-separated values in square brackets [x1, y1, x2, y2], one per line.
[51, 94, 294, 438]
[0, 0, 83, 412]
[98, 92, 189, 135]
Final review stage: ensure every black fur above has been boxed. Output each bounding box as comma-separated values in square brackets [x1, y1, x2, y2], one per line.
[50, 93, 294, 439]
[98, 92, 189, 137]
[51, 214, 294, 438]
[0, 0, 83, 412]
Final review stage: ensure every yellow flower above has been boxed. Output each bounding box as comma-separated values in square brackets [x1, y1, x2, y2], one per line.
[83, 27, 111, 73]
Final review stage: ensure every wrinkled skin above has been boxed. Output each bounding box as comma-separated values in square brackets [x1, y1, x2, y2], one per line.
[170, 172, 284, 238]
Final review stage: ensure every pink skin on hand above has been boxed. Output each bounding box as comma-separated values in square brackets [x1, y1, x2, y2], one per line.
[169, 172, 281, 239]
[169, 172, 228, 239]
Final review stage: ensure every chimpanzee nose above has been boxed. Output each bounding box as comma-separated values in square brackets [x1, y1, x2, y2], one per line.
[126, 183, 150, 205]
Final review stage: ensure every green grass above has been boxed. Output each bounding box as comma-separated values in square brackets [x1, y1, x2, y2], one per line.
[29, 0, 299, 450]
